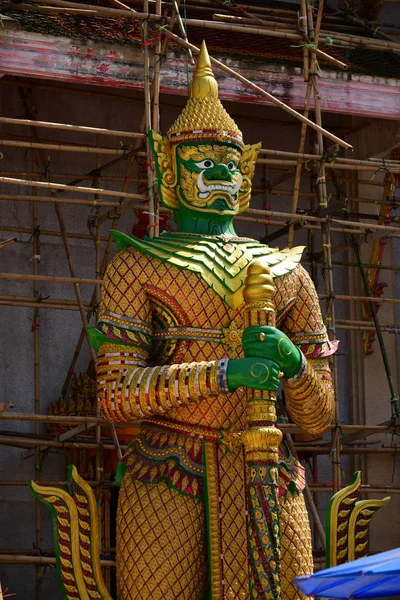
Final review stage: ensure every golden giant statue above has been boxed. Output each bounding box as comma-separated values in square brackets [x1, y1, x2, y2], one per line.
[32, 42, 336, 600]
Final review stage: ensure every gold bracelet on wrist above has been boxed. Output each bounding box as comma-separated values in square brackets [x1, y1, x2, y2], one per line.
[167, 364, 181, 408]
[177, 364, 189, 404]
[128, 368, 146, 418]
[209, 361, 219, 395]
[198, 362, 209, 398]
[188, 363, 199, 401]
[148, 366, 163, 414]
[157, 366, 171, 411]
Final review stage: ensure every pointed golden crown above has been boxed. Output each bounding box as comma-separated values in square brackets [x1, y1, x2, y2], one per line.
[167, 41, 243, 149]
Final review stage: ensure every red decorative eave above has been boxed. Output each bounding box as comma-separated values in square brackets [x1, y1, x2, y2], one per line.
[1, 27, 399, 119]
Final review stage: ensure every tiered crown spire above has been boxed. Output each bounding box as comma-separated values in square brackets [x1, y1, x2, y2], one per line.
[167, 41, 243, 149]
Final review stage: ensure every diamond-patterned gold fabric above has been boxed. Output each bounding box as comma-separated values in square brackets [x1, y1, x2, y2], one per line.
[217, 443, 249, 599]
[117, 477, 207, 600]
[280, 491, 313, 600]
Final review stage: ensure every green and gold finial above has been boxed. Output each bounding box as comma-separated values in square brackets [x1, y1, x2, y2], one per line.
[190, 40, 218, 99]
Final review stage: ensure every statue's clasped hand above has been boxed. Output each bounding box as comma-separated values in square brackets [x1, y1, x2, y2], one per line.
[226, 327, 302, 393]
[242, 326, 302, 379]
[226, 357, 282, 392]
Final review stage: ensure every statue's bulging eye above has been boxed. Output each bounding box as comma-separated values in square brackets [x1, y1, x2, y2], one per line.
[195, 159, 214, 169]
[227, 161, 237, 171]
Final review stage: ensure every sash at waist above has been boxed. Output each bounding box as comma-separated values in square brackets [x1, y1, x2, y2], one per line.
[123, 417, 306, 499]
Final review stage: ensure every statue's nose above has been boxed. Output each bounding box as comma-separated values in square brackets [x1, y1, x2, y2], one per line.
[206, 164, 231, 181]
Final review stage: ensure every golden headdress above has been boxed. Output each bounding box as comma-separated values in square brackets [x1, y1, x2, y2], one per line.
[167, 41, 244, 149]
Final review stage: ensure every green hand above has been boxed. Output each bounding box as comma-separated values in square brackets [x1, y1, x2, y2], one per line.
[226, 357, 282, 392]
[242, 326, 302, 379]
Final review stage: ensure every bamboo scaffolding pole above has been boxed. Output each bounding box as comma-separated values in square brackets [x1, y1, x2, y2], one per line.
[159, 30, 352, 150]
[91, 175, 103, 522]
[287, 0, 324, 248]
[0, 482, 99, 487]
[299, 0, 310, 81]
[1, 207, 399, 238]
[0, 177, 147, 200]
[0, 194, 125, 207]
[0, 172, 148, 183]
[151, 0, 162, 238]
[0, 225, 109, 242]
[3, 298, 399, 325]
[4, 134, 400, 170]
[336, 324, 399, 333]
[0, 218, 396, 242]
[0, 299, 91, 311]
[0, 295, 91, 306]
[213, 0, 269, 27]
[336, 317, 399, 327]
[282, 447, 400, 454]
[5, 186, 392, 209]
[0, 301, 90, 311]
[108, 0, 137, 13]
[171, 0, 194, 63]
[0, 413, 109, 425]
[143, 0, 155, 239]
[3, 293, 399, 310]
[331, 260, 400, 273]
[0, 436, 128, 451]
[2, 412, 398, 435]
[269, 189, 398, 207]
[321, 294, 400, 305]
[152, 0, 162, 133]
[245, 207, 400, 235]
[2, 156, 390, 187]
[0, 139, 141, 156]
[0, 555, 116, 568]
[4, 200, 400, 236]
[30, 155, 41, 600]
[258, 158, 400, 172]
[0, 552, 325, 571]
[0, 273, 102, 285]
[258, 149, 400, 169]
[0, 237, 17, 248]
[0, 117, 145, 139]
[2, 434, 400, 454]
[308, 485, 400, 494]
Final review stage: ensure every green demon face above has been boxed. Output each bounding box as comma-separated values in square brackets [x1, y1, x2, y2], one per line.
[150, 130, 261, 218]
[175, 143, 243, 214]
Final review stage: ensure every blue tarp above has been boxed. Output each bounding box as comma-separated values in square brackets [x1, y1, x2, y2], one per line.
[293, 548, 400, 598]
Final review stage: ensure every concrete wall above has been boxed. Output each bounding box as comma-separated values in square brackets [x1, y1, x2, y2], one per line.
[0, 76, 397, 597]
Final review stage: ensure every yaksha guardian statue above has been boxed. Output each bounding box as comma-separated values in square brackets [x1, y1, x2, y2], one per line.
[92, 42, 335, 600]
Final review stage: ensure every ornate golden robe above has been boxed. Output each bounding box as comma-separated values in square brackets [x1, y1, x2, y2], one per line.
[95, 232, 335, 600]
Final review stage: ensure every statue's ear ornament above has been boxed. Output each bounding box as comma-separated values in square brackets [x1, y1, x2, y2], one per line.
[149, 130, 179, 210]
[238, 142, 262, 214]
